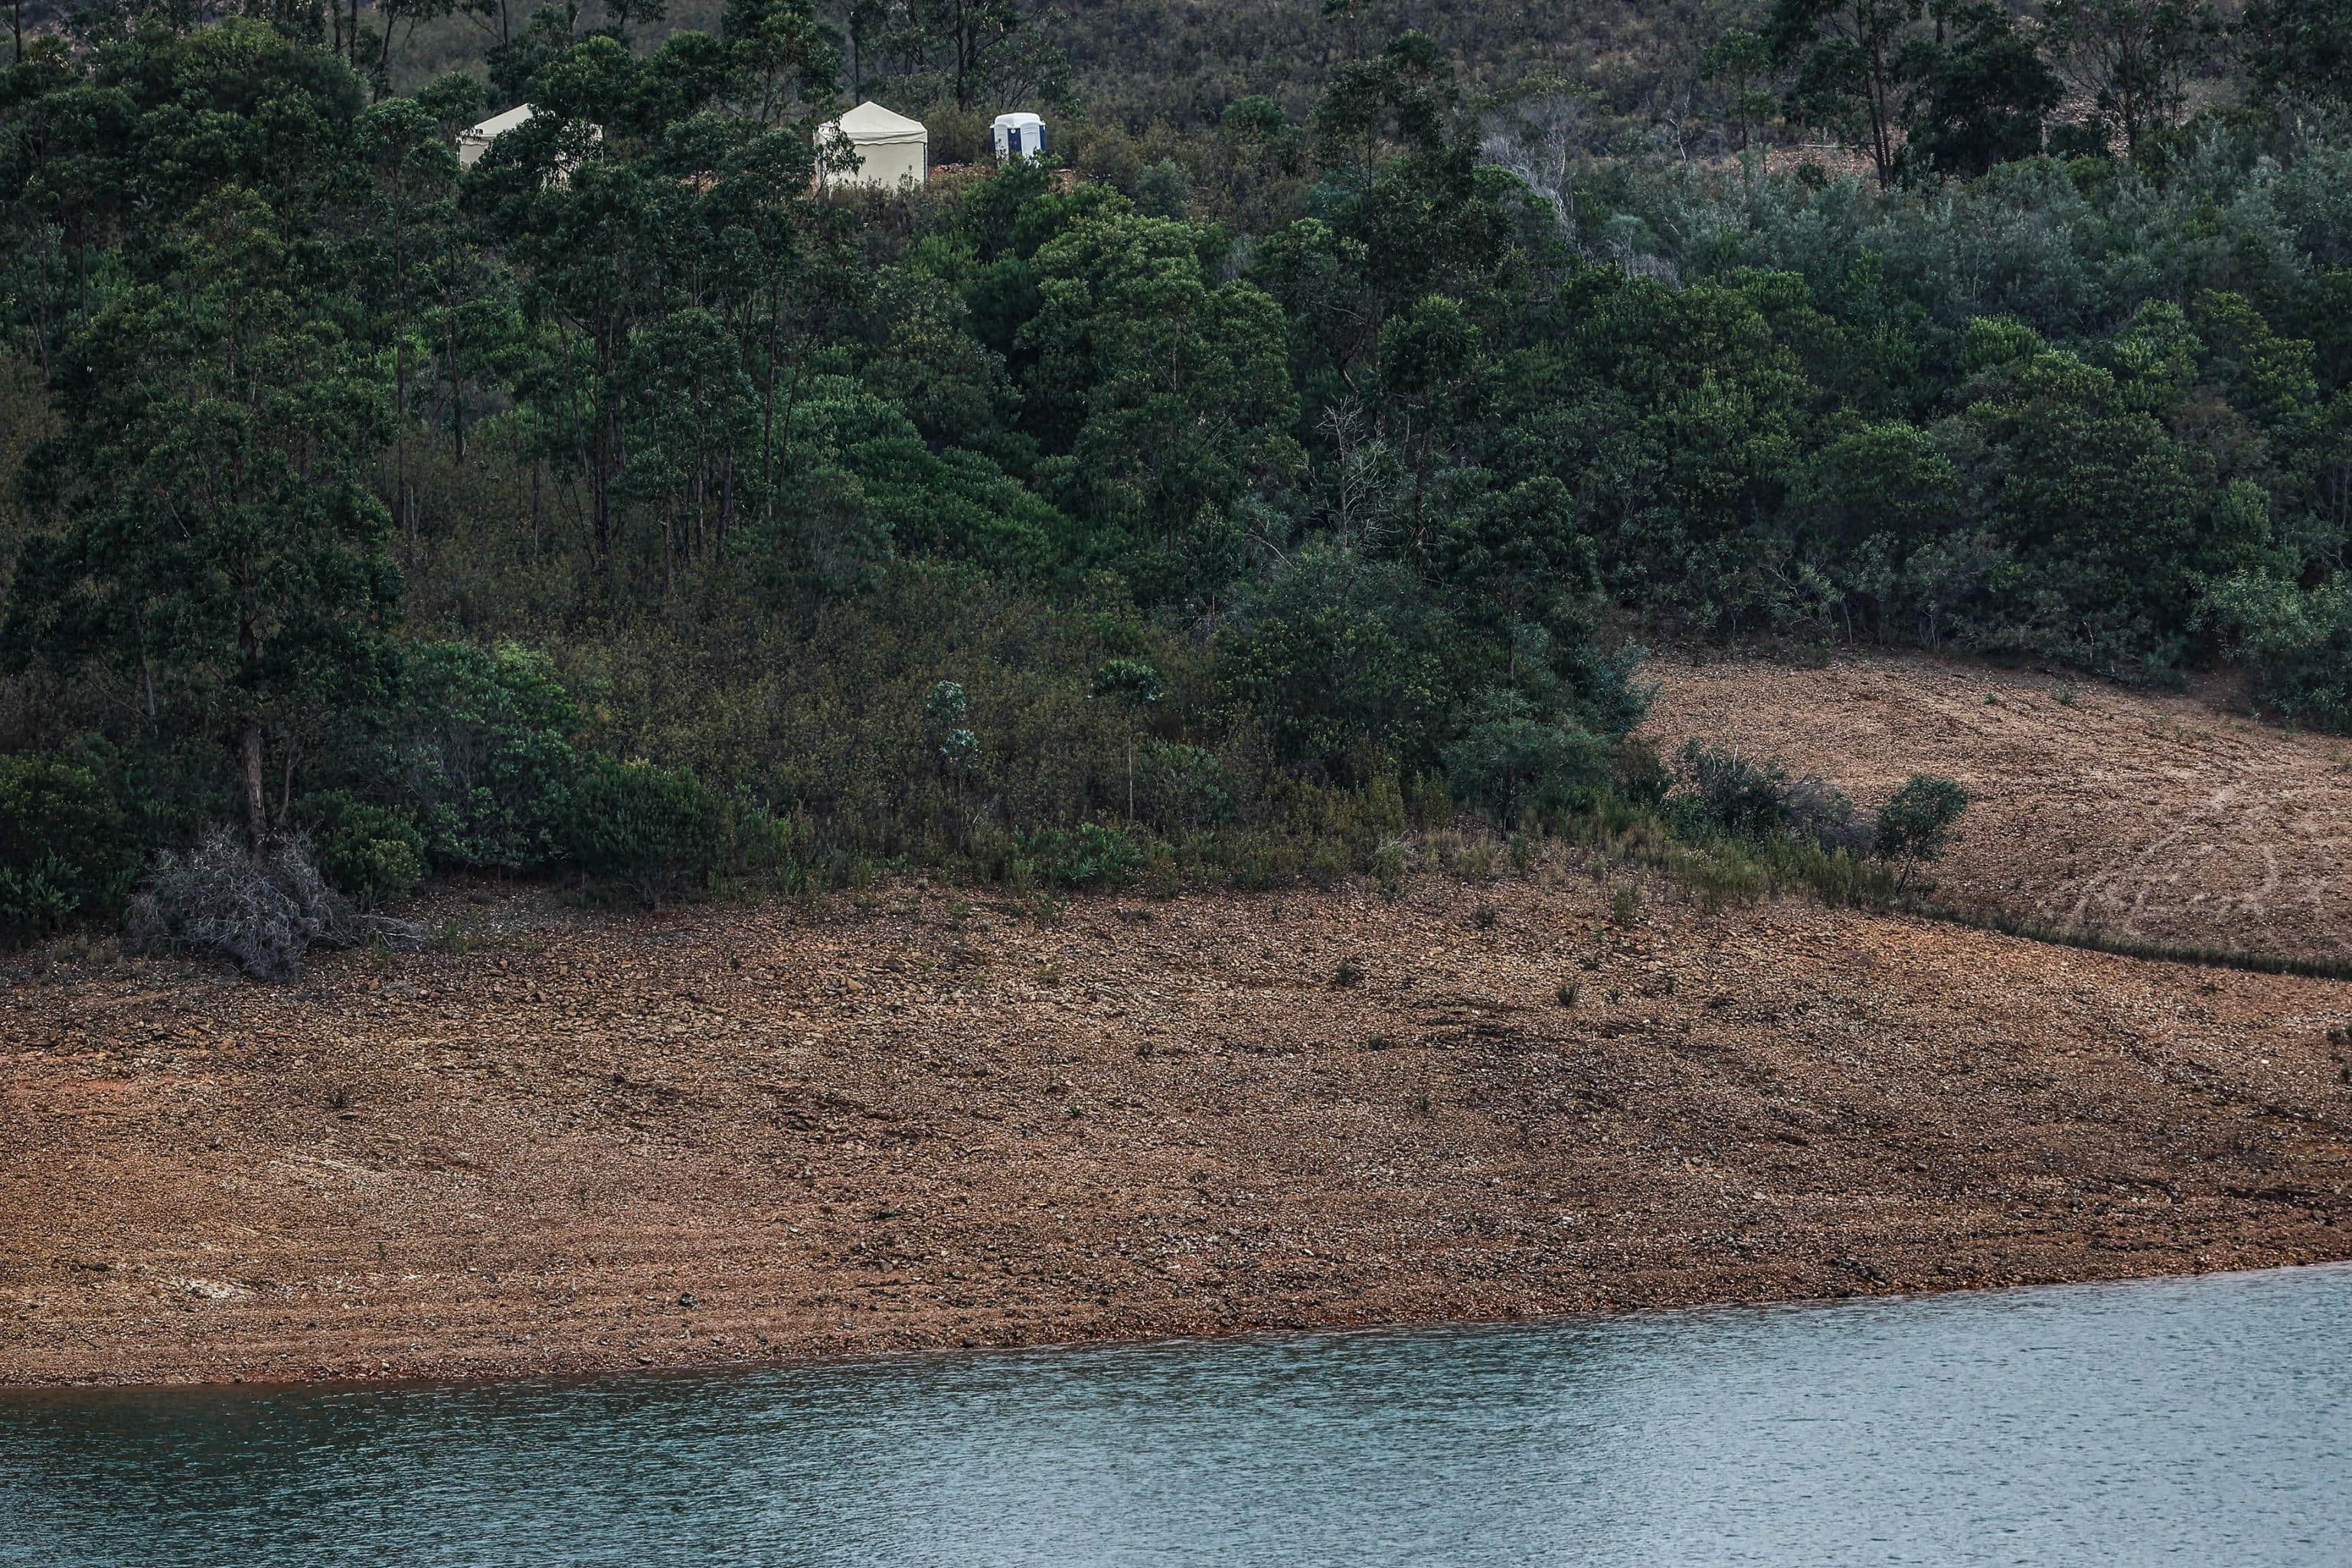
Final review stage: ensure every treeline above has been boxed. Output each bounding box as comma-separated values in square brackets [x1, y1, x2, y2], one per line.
[37, 0, 2352, 154]
[0, 6, 2346, 959]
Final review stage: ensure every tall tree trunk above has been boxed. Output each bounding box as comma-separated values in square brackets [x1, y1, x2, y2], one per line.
[761, 279, 783, 521]
[1866, 34, 1896, 188]
[279, 741, 300, 826]
[395, 337, 413, 550]
[240, 719, 269, 854]
[591, 334, 616, 569]
[443, 291, 469, 462]
[237, 588, 269, 851]
[717, 451, 736, 548]
[954, 0, 972, 110]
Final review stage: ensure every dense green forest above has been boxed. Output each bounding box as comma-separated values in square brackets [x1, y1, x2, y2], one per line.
[1, 0, 2348, 965]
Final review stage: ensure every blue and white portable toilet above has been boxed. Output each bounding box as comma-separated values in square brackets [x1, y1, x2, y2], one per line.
[992, 112, 1047, 163]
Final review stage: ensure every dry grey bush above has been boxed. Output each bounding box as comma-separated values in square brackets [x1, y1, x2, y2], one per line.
[1780, 775, 1877, 856]
[125, 828, 423, 981]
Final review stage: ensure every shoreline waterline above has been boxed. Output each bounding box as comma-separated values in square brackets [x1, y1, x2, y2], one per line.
[9, 1262, 2349, 1568]
[8, 1256, 2349, 1401]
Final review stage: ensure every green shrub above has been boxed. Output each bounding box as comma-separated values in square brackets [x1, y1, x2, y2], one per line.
[1442, 692, 1612, 824]
[1406, 773, 1452, 829]
[1873, 773, 1969, 887]
[1136, 740, 1234, 829]
[565, 756, 737, 907]
[0, 858, 77, 944]
[0, 755, 137, 944]
[1612, 737, 1671, 807]
[390, 641, 583, 872]
[1668, 743, 1794, 841]
[1213, 554, 1456, 783]
[1014, 822, 1145, 888]
[1305, 839, 1351, 887]
[299, 792, 428, 909]
[2200, 571, 2352, 733]
[1667, 742, 1867, 852]
[732, 805, 815, 885]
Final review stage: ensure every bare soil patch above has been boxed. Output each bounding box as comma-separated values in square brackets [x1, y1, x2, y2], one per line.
[1645, 650, 2352, 965]
[5, 875, 2350, 1388]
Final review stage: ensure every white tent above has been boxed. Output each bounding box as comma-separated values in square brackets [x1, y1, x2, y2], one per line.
[820, 101, 928, 190]
[992, 112, 1047, 163]
[456, 103, 540, 169]
[456, 103, 603, 185]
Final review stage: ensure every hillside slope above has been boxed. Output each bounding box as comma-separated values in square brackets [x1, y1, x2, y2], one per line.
[1645, 652, 2352, 965]
[5, 872, 2350, 1387]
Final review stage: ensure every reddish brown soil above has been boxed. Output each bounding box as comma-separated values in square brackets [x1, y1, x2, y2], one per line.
[6, 871, 2350, 1389]
[1645, 650, 2352, 964]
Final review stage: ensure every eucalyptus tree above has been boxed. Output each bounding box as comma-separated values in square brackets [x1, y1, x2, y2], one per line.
[1769, 0, 1926, 187]
[1020, 211, 1301, 606]
[2240, 0, 2352, 106]
[2043, 0, 2222, 156]
[908, 0, 1070, 113]
[3, 188, 400, 850]
[1898, 0, 2063, 176]
[352, 95, 462, 543]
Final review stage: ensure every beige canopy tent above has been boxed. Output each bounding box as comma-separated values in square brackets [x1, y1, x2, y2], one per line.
[457, 103, 541, 169]
[819, 101, 928, 190]
[457, 103, 603, 185]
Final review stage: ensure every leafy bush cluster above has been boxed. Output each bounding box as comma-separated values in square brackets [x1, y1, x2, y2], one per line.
[0, 755, 139, 944]
[1668, 742, 1967, 887]
[329, 641, 802, 908]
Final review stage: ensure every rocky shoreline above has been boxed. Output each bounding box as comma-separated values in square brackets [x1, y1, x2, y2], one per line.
[6, 878, 2351, 1388]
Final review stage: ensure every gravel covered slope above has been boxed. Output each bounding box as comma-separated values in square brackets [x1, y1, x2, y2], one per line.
[1645, 651, 2352, 963]
[6, 874, 2350, 1387]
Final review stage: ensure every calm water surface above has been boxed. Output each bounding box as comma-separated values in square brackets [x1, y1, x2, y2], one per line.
[5, 1264, 2348, 1566]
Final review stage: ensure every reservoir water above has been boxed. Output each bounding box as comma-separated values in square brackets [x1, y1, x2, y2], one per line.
[5, 1263, 2348, 1566]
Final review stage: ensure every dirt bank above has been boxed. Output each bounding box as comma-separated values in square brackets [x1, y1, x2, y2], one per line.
[1645, 650, 2352, 964]
[6, 873, 2351, 1388]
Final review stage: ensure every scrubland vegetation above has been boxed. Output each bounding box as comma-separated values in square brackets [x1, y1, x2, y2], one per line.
[2, 0, 2348, 969]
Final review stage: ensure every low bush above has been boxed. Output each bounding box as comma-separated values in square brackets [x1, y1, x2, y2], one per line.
[1014, 822, 1145, 889]
[390, 641, 583, 873]
[1611, 737, 1672, 808]
[565, 756, 739, 908]
[1667, 741, 1868, 854]
[2200, 572, 2352, 733]
[1135, 741, 1235, 831]
[123, 829, 376, 980]
[0, 755, 139, 945]
[298, 792, 428, 909]
[1668, 743, 1798, 841]
[1442, 694, 1613, 824]
[1781, 776, 1873, 855]
[1873, 773, 1969, 887]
